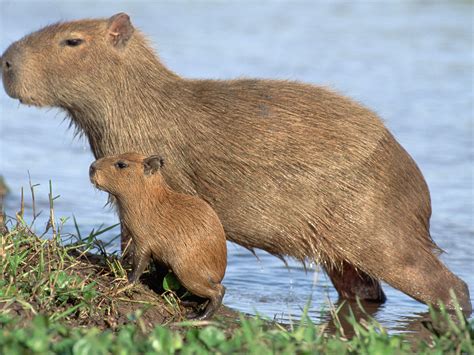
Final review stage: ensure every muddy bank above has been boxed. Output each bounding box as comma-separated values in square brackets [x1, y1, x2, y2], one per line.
[69, 249, 242, 331]
[0, 226, 242, 332]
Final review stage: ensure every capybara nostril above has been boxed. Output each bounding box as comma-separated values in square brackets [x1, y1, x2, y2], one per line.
[89, 163, 97, 177]
[1, 55, 12, 71]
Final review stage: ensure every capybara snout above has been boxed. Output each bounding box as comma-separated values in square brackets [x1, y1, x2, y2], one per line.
[88, 162, 96, 178]
[1, 45, 21, 101]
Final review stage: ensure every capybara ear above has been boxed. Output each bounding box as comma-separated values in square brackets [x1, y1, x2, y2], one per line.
[107, 13, 134, 49]
[144, 155, 164, 175]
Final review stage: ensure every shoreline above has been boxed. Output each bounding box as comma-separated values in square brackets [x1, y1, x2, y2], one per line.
[0, 182, 472, 352]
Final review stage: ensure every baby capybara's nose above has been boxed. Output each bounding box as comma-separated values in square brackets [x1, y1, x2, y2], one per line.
[4, 60, 12, 70]
[89, 162, 97, 177]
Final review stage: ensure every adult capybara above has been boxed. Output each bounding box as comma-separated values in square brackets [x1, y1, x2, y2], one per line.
[90, 152, 227, 320]
[1, 13, 471, 313]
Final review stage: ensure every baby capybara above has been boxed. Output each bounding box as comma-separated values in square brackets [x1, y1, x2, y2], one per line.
[89, 152, 227, 320]
[1, 13, 471, 313]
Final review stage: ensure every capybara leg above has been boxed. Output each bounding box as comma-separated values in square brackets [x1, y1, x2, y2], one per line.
[188, 284, 226, 320]
[325, 262, 386, 303]
[128, 247, 151, 284]
[375, 250, 472, 314]
[120, 222, 134, 260]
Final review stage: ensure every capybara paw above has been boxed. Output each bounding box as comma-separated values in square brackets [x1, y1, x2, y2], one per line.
[186, 301, 220, 320]
[185, 310, 201, 320]
[127, 273, 139, 284]
[185, 303, 214, 320]
[180, 300, 200, 308]
[186, 310, 212, 321]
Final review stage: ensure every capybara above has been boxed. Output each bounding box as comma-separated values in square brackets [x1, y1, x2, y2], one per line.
[90, 152, 227, 319]
[1, 13, 471, 313]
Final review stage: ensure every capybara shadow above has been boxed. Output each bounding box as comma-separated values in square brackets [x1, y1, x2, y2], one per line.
[1, 13, 471, 313]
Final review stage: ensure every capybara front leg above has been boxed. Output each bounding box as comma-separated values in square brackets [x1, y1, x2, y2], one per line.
[325, 261, 386, 303]
[120, 222, 134, 260]
[128, 247, 151, 284]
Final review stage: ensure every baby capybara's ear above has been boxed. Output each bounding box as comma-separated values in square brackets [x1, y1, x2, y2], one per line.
[107, 13, 134, 49]
[144, 155, 164, 175]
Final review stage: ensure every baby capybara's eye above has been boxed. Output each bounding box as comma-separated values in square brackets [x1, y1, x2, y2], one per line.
[115, 161, 128, 169]
[61, 38, 84, 47]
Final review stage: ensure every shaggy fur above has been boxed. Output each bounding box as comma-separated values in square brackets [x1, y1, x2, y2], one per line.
[1, 13, 471, 312]
[90, 152, 227, 320]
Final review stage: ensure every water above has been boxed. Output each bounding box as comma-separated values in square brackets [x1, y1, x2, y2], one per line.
[0, 1, 472, 333]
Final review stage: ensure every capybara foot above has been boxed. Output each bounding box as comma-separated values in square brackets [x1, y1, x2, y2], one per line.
[127, 273, 139, 284]
[186, 302, 218, 321]
[186, 285, 226, 320]
[442, 281, 472, 315]
[181, 300, 200, 308]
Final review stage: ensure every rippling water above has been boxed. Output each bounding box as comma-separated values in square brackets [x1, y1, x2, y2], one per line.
[1, 1, 472, 332]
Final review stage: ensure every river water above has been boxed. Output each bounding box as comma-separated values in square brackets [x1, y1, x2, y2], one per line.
[0, 1, 472, 332]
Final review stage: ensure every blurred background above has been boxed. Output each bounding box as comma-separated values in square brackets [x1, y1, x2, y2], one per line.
[0, 0, 472, 332]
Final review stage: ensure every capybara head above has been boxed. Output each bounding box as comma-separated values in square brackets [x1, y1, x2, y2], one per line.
[1, 13, 143, 107]
[90, 152, 165, 197]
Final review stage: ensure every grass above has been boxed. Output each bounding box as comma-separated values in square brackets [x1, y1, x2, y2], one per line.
[0, 183, 473, 354]
[0, 215, 183, 329]
[0, 180, 185, 331]
[1, 291, 472, 354]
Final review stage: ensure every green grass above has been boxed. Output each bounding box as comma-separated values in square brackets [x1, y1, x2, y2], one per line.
[0, 184, 473, 354]
[1, 222, 103, 323]
[1, 297, 472, 354]
[0, 183, 180, 330]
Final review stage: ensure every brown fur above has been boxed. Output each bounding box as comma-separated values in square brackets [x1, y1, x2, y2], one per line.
[90, 152, 227, 320]
[1, 13, 471, 313]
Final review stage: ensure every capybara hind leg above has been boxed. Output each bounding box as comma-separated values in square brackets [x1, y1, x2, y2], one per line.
[178, 269, 226, 320]
[376, 250, 471, 314]
[325, 262, 386, 302]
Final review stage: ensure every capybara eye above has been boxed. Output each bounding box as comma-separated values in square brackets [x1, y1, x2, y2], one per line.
[62, 38, 84, 47]
[115, 161, 128, 169]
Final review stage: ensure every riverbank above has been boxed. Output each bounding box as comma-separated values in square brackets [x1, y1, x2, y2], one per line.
[0, 188, 472, 353]
[0, 224, 242, 328]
